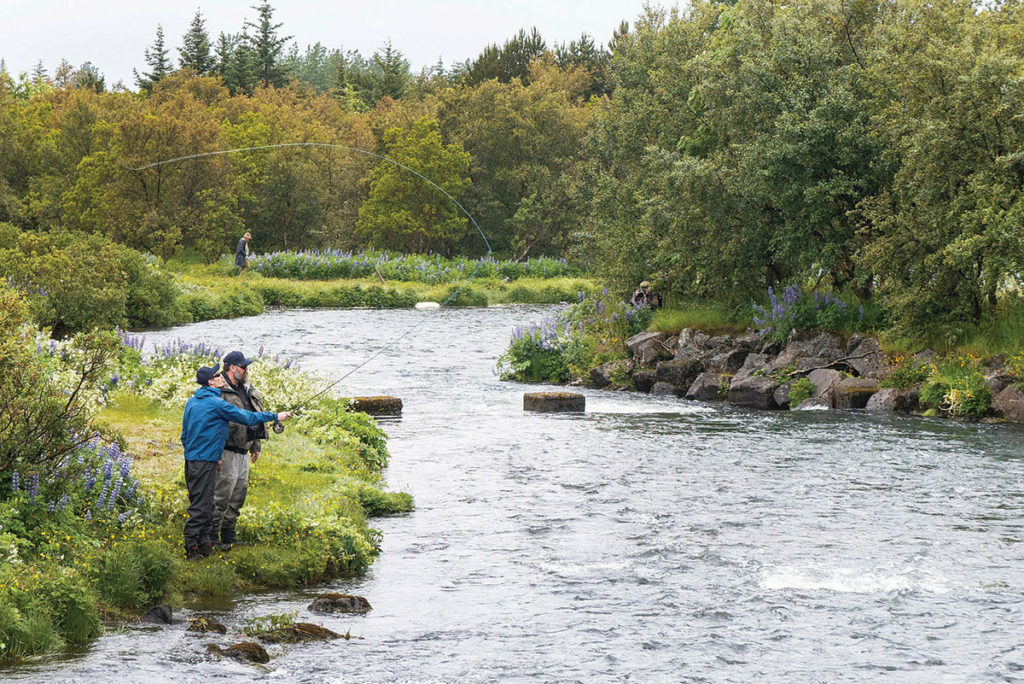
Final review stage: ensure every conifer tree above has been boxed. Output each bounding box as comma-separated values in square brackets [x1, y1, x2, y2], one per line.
[179, 10, 214, 75]
[135, 24, 171, 93]
[245, 2, 291, 88]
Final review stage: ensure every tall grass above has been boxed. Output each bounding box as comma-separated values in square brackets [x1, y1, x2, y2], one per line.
[649, 303, 750, 335]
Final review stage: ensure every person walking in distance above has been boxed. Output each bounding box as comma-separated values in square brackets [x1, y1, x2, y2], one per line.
[235, 231, 252, 274]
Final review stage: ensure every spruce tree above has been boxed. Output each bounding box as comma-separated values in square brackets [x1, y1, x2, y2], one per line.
[135, 24, 171, 93]
[245, 2, 291, 88]
[179, 10, 213, 75]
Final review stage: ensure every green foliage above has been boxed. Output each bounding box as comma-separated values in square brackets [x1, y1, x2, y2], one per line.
[753, 285, 875, 343]
[242, 611, 296, 638]
[787, 377, 815, 408]
[918, 356, 992, 418]
[357, 117, 471, 254]
[497, 331, 570, 384]
[879, 357, 932, 389]
[92, 538, 180, 609]
[0, 225, 183, 335]
[295, 398, 390, 471]
[649, 304, 746, 335]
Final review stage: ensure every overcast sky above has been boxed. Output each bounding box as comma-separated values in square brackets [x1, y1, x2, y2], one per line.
[1, 0, 667, 87]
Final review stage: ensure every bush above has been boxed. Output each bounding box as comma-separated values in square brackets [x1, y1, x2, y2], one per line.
[879, 357, 933, 389]
[787, 377, 815, 407]
[919, 356, 992, 418]
[753, 285, 877, 343]
[0, 224, 183, 336]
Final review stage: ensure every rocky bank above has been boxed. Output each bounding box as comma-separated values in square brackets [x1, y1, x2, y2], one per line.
[587, 328, 1024, 421]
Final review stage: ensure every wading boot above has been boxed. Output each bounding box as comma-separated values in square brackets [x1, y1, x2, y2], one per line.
[186, 545, 203, 560]
[220, 527, 247, 548]
[199, 541, 216, 557]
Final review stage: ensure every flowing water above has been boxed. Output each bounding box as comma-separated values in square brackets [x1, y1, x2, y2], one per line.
[10, 306, 1024, 682]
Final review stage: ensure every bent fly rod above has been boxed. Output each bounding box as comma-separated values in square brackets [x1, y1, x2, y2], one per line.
[125, 142, 494, 433]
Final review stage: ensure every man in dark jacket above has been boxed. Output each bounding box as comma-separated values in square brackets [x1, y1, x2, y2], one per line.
[213, 350, 267, 548]
[234, 231, 252, 273]
[180, 364, 290, 559]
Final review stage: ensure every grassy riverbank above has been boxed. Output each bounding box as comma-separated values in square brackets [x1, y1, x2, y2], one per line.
[0, 327, 410, 663]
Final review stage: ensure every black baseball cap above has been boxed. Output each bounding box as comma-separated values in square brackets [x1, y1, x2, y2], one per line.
[222, 351, 254, 368]
[196, 364, 220, 386]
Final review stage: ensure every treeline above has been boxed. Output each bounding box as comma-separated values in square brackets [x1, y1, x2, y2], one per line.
[2, 0, 1023, 340]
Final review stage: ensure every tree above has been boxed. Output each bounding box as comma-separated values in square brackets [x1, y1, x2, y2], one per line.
[466, 27, 547, 86]
[246, 2, 292, 88]
[72, 62, 105, 92]
[356, 117, 471, 254]
[356, 40, 411, 106]
[179, 10, 214, 75]
[136, 24, 171, 93]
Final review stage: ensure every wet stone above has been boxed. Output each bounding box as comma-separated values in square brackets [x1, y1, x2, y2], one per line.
[258, 622, 341, 644]
[524, 392, 585, 413]
[188, 617, 227, 634]
[207, 642, 270, 664]
[349, 396, 403, 416]
[308, 592, 373, 614]
[142, 604, 173, 625]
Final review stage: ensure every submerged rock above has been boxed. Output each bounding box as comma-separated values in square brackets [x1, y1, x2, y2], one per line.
[258, 622, 341, 644]
[349, 396, 403, 416]
[207, 642, 270, 664]
[523, 392, 585, 412]
[188, 617, 227, 634]
[142, 604, 173, 625]
[308, 592, 372, 614]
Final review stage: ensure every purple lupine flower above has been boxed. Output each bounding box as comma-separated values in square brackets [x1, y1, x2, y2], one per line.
[11, 470, 19, 492]
[27, 474, 39, 501]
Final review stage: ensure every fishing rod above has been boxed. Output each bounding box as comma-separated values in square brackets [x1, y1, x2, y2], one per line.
[125, 142, 494, 433]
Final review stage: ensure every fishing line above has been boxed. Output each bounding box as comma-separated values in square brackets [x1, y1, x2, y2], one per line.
[125, 142, 494, 417]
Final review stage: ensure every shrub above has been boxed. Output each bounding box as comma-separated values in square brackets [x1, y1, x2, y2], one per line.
[753, 285, 876, 343]
[33, 570, 101, 645]
[0, 224, 183, 336]
[879, 357, 933, 389]
[787, 377, 815, 407]
[919, 356, 992, 418]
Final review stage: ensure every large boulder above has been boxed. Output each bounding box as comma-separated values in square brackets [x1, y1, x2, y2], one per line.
[734, 334, 763, 350]
[632, 369, 657, 393]
[846, 335, 888, 379]
[650, 381, 677, 397]
[734, 353, 771, 382]
[590, 359, 634, 388]
[686, 373, 727, 402]
[993, 384, 1024, 423]
[865, 387, 921, 413]
[655, 358, 704, 392]
[806, 368, 844, 399]
[626, 332, 669, 364]
[704, 348, 749, 374]
[773, 330, 845, 371]
[985, 371, 1017, 397]
[728, 375, 781, 409]
[676, 328, 711, 352]
[828, 377, 879, 409]
[774, 381, 793, 409]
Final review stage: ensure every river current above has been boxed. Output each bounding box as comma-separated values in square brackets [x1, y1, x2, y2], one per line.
[11, 305, 1024, 682]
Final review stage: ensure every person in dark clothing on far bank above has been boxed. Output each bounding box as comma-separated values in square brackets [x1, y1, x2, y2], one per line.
[213, 350, 267, 548]
[235, 231, 252, 274]
[180, 364, 291, 559]
[631, 281, 662, 309]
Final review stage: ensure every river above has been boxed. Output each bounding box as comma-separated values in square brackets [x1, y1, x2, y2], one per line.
[11, 305, 1024, 682]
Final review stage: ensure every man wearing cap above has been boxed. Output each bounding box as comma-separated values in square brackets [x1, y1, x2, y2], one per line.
[180, 364, 290, 559]
[631, 281, 662, 309]
[235, 231, 252, 274]
[213, 350, 267, 548]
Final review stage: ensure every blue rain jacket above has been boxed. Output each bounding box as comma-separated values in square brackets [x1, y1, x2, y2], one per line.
[181, 386, 277, 462]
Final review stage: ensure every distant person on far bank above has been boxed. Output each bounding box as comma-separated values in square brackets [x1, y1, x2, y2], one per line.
[631, 281, 662, 309]
[235, 231, 252, 274]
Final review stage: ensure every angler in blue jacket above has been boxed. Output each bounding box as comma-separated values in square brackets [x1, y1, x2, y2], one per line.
[181, 364, 291, 559]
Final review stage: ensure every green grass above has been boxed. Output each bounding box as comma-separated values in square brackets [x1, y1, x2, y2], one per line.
[649, 303, 749, 335]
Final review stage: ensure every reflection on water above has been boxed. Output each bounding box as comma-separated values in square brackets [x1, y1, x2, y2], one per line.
[10, 306, 1024, 682]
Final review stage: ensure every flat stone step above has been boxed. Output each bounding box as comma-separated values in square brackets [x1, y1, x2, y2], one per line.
[349, 396, 403, 416]
[523, 392, 585, 413]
